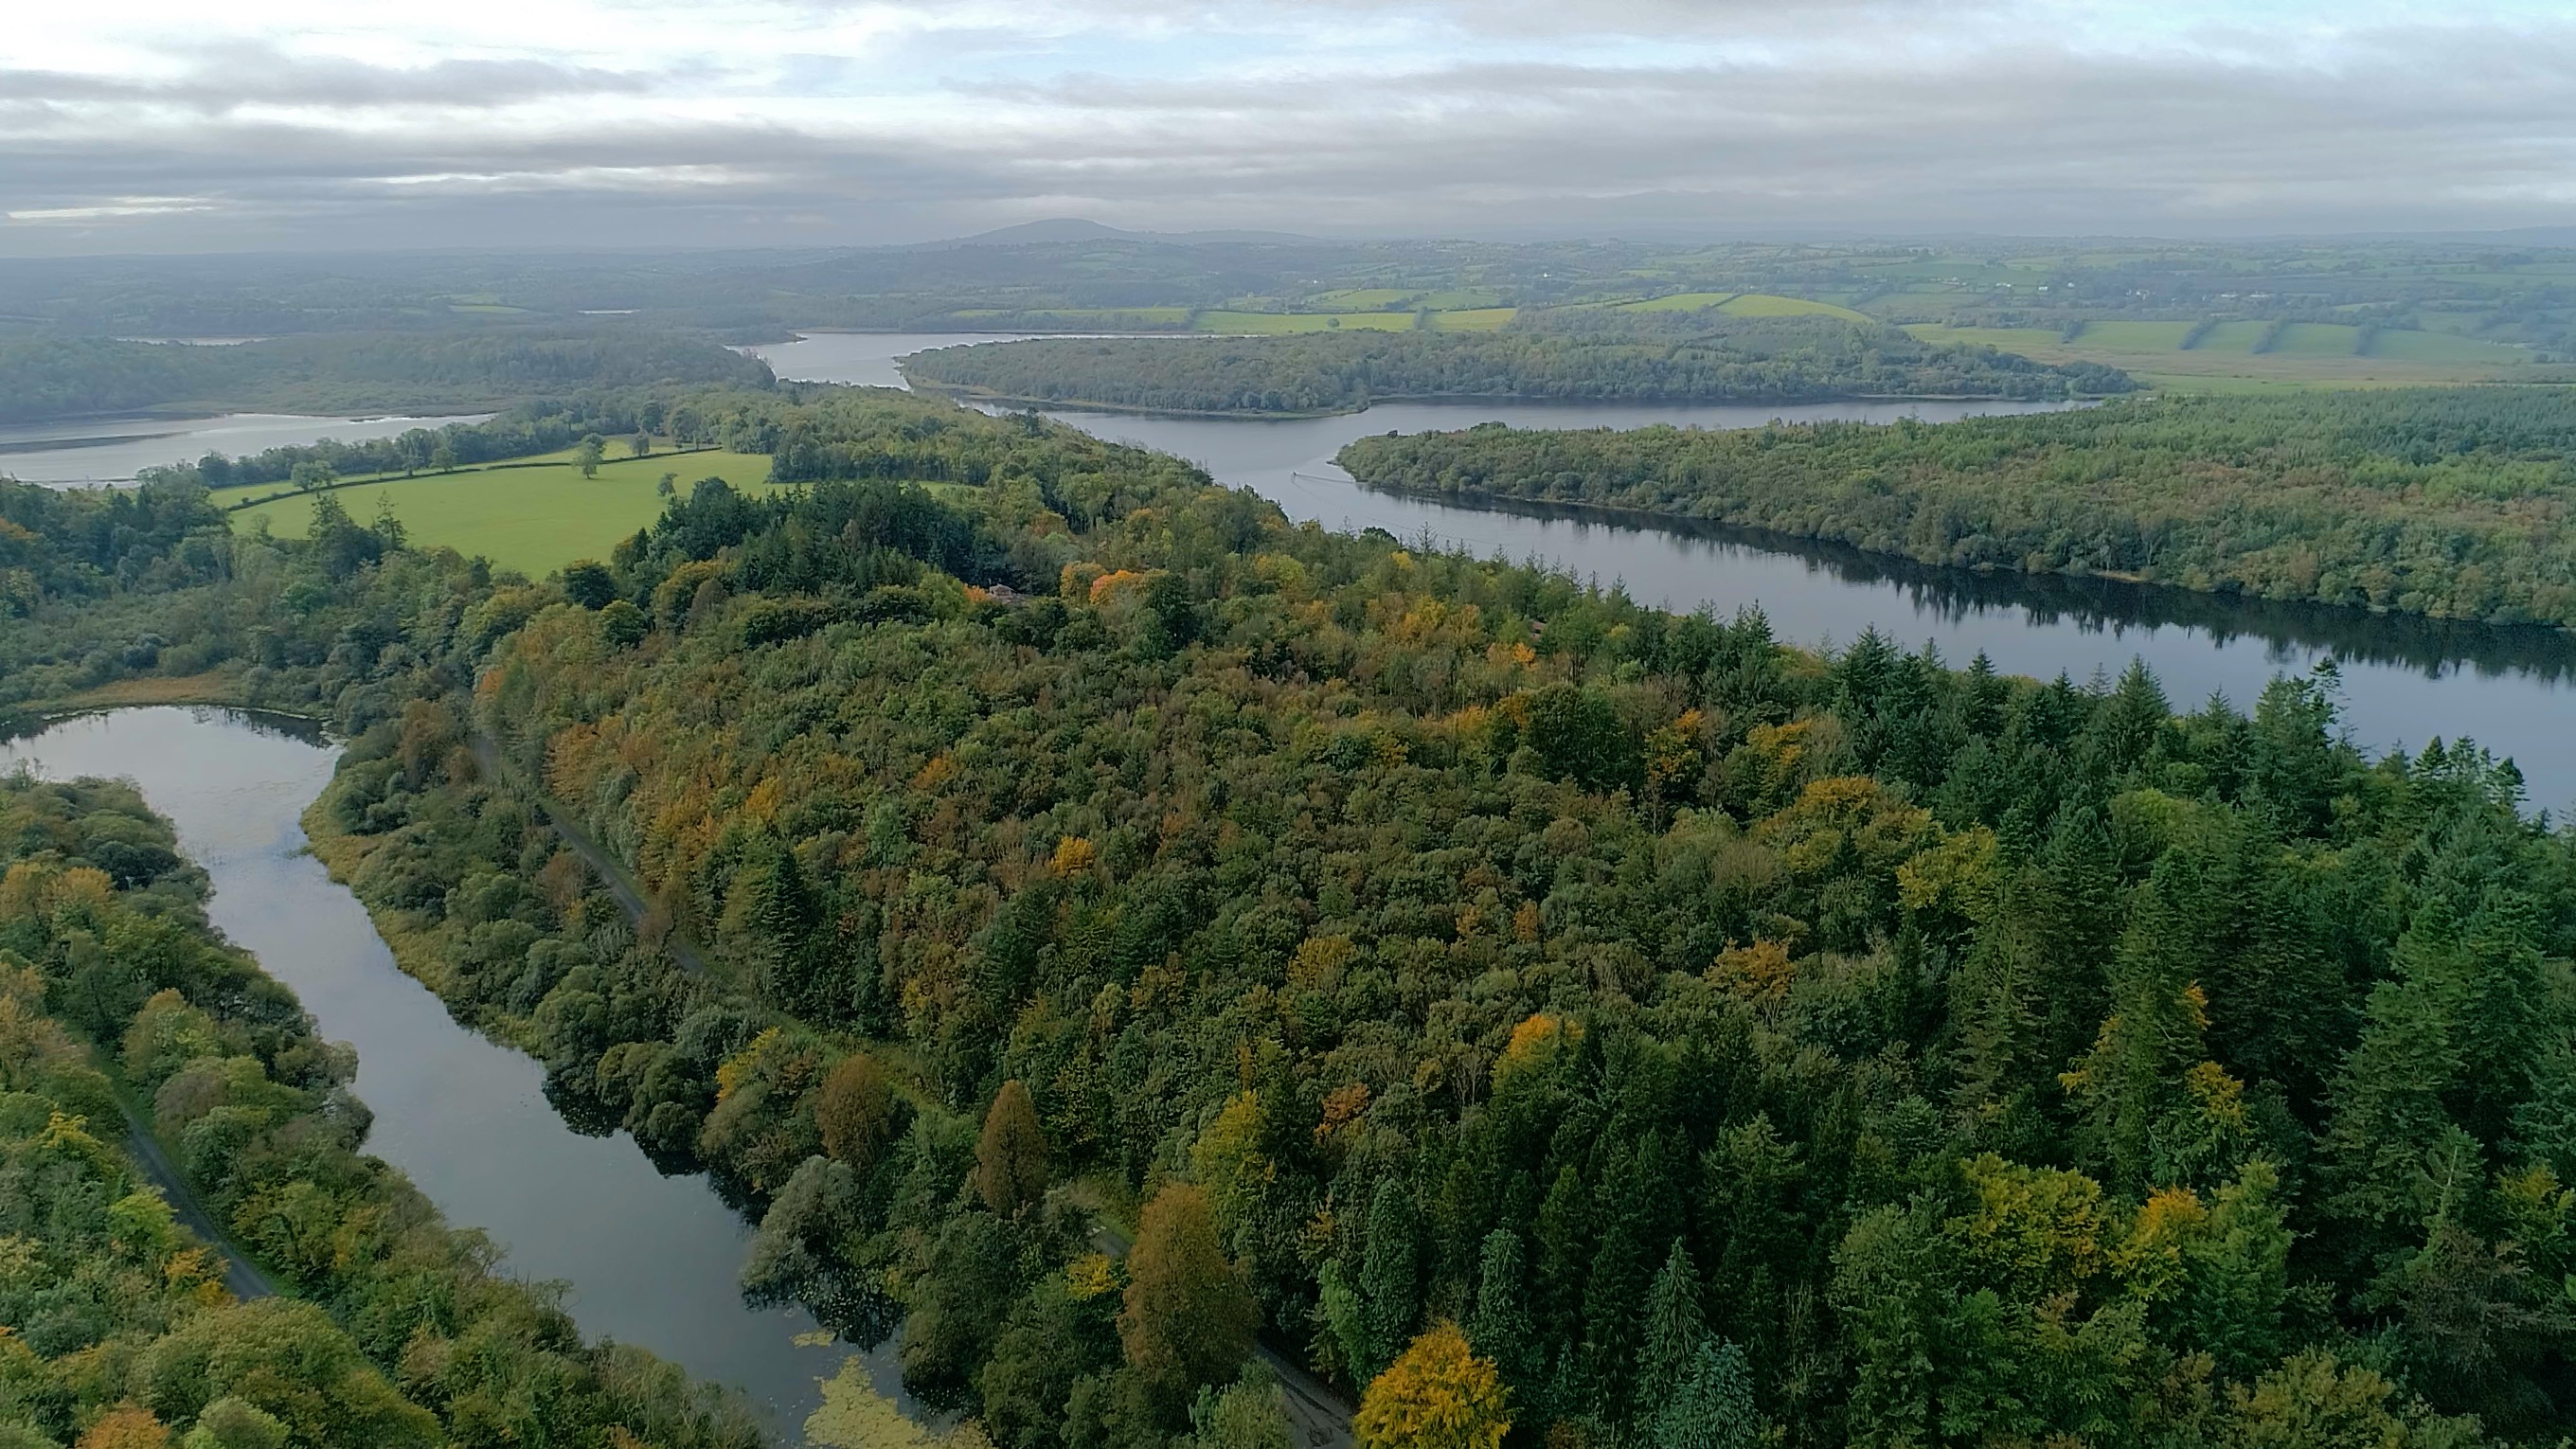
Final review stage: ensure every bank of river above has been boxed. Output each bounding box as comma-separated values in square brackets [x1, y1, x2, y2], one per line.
[1, 411, 486, 487]
[755, 331, 2576, 811]
[0, 707, 918, 1445]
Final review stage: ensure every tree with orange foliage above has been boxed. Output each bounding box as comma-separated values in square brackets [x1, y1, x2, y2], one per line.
[75, 1404, 170, 1449]
[815, 1052, 899, 1170]
[1353, 1321, 1511, 1449]
[1118, 1182, 1259, 1406]
[975, 1079, 1048, 1216]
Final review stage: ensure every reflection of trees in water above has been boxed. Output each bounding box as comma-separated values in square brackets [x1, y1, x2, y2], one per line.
[3, 703, 331, 747]
[1377, 486, 2576, 685]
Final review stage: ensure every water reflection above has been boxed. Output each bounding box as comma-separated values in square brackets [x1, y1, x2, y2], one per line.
[1405, 487, 2576, 685]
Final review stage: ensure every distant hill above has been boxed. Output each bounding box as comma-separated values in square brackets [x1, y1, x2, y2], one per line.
[925, 218, 1324, 248]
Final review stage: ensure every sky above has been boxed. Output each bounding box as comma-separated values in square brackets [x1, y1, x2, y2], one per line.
[4, 0, 2575, 254]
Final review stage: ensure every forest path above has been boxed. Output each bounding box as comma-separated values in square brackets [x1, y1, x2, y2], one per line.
[1085, 1222, 1356, 1449]
[472, 731, 713, 977]
[117, 1103, 277, 1300]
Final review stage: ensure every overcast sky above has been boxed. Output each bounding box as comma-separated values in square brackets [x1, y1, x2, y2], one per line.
[5, 0, 2574, 254]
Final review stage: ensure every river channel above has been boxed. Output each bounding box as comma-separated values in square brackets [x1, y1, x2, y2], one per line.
[753, 331, 2576, 811]
[0, 707, 912, 1445]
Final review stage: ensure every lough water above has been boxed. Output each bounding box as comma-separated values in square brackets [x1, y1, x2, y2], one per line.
[0, 707, 910, 1444]
[756, 331, 2576, 812]
[1, 412, 486, 487]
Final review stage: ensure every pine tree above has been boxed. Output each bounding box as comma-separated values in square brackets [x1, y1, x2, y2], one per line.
[1535, 1164, 1588, 1334]
[1637, 1239, 1707, 1411]
[1651, 1338, 1761, 1449]
[1466, 1230, 1542, 1407]
[974, 1079, 1048, 1217]
[1360, 1177, 1422, 1384]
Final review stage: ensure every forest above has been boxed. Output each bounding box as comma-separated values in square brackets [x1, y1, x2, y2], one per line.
[0, 773, 766, 1449]
[1337, 386, 2576, 629]
[899, 316, 2132, 416]
[0, 330, 774, 426]
[7, 385, 2575, 1449]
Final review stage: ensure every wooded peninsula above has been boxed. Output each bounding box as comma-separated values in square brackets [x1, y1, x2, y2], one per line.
[901, 317, 2132, 417]
[1337, 387, 2576, 629]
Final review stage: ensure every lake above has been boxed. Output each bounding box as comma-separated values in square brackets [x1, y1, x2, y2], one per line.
[0, 707, 917, 1445]
[756, 331, 2576, 812]
[1, 411, 487, 487]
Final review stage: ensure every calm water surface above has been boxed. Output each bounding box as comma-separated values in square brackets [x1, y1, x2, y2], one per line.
[760, 331, 2576, 811]
[2, 412, 489, 487]
[0, 707, 912, 1444]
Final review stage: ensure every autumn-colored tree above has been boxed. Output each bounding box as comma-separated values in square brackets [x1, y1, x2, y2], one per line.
[1119, 1182, 1259, 1404]
[815, 1052, 899, 1169]
[76, 1404, 170, 1449]
[975, 1079, 1049, 1216]
[1354, 1322, 1512, 1449]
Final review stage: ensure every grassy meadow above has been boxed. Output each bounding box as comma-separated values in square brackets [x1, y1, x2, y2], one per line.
[1904, 319, 2538, 390]
[233, 449, 779, 577]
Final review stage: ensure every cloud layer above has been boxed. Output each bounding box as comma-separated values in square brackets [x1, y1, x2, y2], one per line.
[4, 0, 2573, 252]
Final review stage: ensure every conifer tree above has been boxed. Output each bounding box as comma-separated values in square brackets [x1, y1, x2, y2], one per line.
[1651, 1338, 1761, 1449]
[1360, 1178, 1422, 1385]
[1637, 1239, 1708, 1411]
[1465, 1229, 1541, 1404]
[975, 1079, 1048, 1217]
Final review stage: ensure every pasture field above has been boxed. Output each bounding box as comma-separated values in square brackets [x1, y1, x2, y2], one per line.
[1427, 307, 1520, 331]
[236, 449, 779, 577]
[2072, 320, 2196, 349]
[1617, 291, 1741, 312]
[1905, 320, 2535, 390]
[1717, 293, 1873, 321]
[1191, 310, 1421, 333]
[1306, 288, 1418, 311]
[2191, 320, 2274, 352]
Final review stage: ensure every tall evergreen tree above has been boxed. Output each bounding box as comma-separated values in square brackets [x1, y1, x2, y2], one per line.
[1651, 1338, 1762, 1449]
[1360, 1177, 1423, 1385]
[1637, 1239, 1708, 1412]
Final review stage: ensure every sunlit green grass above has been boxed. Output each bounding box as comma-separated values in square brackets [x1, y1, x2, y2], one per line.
[1428, 308, 1520, 331]
[236, 450, 780, 577]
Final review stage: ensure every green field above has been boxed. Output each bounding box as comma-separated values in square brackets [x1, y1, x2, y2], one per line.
[1306, 288, 1419, 311]
[1192, 310, 1422, 334]
[1617, 291, 1740, 312]
[1905, 320, 2533, 390]
[1718, 293, 1872, 321]
[236, 450, 780, 577]
[1427, 307, 1520, 331]
[2072, 320, 2196, 350]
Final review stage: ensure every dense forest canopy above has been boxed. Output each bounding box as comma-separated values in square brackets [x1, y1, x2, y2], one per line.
[9, 384, 2576, 1449]
[1338, 386, 2576, 629]
[0, 329, 774, 426]
[899, 316, 2133, 416]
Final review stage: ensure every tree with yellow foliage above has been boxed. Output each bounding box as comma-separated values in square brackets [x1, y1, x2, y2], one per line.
[1353, 1322, 1510, 1449]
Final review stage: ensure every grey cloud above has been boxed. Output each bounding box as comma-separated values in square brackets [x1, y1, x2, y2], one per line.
[0, 44, 671, 115]
[5, 9, 2574, 251]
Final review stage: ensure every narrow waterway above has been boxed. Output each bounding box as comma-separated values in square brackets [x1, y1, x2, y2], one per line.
[753, 331, 2576, 811]
[0, 707, 911, 1445]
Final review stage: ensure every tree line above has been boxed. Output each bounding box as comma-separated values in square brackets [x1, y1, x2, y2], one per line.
[0, 330, 773, 427]
[900, 314, 2133, 417]
[8, 385, 2574, 1449]
[1337, 386, 2576, 629]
